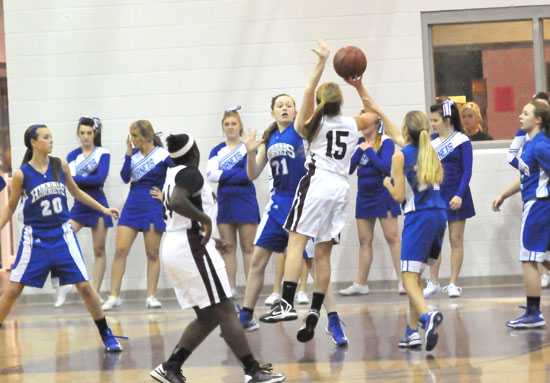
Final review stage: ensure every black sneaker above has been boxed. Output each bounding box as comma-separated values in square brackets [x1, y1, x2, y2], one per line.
[297, 309, 320, 343]
[244, 363, 285, 383]
[259, 298, 297, 323]
[150, 363, 186, 383]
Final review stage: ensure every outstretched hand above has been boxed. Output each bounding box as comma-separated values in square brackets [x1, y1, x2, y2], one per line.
[311, 39, 330, 60]
[344, 75, 363, 89]
[241, 129, 264, 153]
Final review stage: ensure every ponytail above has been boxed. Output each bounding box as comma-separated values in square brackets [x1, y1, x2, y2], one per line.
[262, 121, 278, 142]
[417, 130, 443, 186]
[21, 124, 47, 166]
[304, 82, 342, 144]
[531, 100, 550, 138]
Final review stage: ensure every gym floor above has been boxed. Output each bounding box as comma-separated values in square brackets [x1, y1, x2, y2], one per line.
[1, 275, 549, 383]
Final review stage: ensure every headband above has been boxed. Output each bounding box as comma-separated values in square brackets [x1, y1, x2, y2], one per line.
[30, 124, 42, 139]
[169, 136, 195, 158]
[224, 105, 241, 114]
[442, 99, 455, 118]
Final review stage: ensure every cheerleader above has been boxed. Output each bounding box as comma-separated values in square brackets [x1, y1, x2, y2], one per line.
[365, 97, 446, 351]
[0, 124, 123, 352]
[54, 116, 113, 307]
[206, 108, 260, 295]
[102, 120, 173, 310]
[339, 113, 403, 296]
[423, 100, 475, 298]
[493, 100, 550, 328]
[260, 40, 366, 345]
[151, 133, 284, 383]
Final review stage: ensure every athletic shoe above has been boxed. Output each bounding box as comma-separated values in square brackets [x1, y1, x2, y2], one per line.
[506, 306, 546, 329]
[338, 281, 369, 296]
[398, 325, 421, 348]
[423, 280, 441, 298]
[264, 292, 280, 306]
[102, 296, 122, 311]
[297, 308, 320, 343]
[238, 305, 260, 332]
[420, 311, 444, 351]
[442, 284, 462, 298]
[244, 363, 285, 383]
[151, 363, 186, 383]
[542, 274, 550, 288]
[146, 295, 162, 309]
[54, 285, 73, 308]
[398, 281, 406, 295]
[100, 328, 124, 352]
[325, 312, 348, 346]
[296, 291, 310, 305]
[259, 298, 297, 323]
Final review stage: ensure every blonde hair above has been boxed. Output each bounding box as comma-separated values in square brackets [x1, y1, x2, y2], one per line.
[403, 111, 443, 186]
[304, 82, 342, 143]
[130, 120, 163, 147]
[461, 102, 483, 130]
[222, 111, 243, 136]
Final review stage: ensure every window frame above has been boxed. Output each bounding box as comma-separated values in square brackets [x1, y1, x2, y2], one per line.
[421, 6, 550, 146]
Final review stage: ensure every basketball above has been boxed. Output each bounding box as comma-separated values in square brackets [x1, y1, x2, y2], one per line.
[333, 46, 367, 78]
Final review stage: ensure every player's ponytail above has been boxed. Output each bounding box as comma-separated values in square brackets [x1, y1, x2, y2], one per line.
[21, 124, 47, 166]
[304, 82, 342, 144]
[403, 111, 442, 186]
[531, 100, 550, 138]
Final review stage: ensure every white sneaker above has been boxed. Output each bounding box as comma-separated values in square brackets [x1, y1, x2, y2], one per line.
[102, 296, 122, 311]
[338, 281, 369, 296]
[442, 283, 462, 298]
[54, 285, 73, 308]
[542, 274, 550, 288]
[296, 291, 310, 305]
[423, 280, 441, 298]
[264, 292, 280, 306]
[146, 295, 162, 309]
[398, 281, 406, 295]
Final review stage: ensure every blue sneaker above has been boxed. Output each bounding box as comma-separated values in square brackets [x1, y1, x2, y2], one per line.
[398, 325, 421, 348]
[101, 328, 125, 352]
[419, 311, 443, 352]
[237, 305, 260, 332]
[506, 306, 546, 329]
[325, 312, 348, 346]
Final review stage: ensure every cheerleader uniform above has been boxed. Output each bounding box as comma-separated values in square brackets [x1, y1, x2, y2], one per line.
[67, 146, 113, 227]
[517, 131, 550, 262]
[431, 131, 476, 221]
[400, 145, 447, 273]
[350, 135, 401, 219]
[118, 147, 173, 231]
[285, 115, 360, 242]
[254, 123, 307, 252]
[162, 165, 232, 309]
[206, 142, 260, 224]
[11, 158, 88, 287]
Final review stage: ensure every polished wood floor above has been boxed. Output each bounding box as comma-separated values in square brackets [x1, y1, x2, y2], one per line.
[2, 281, 550, 382]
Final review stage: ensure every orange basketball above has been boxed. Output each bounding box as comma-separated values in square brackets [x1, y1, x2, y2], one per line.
[333, 46, 367, 78]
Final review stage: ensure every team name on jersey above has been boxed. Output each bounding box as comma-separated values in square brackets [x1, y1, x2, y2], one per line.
[133, 158, 155, 181]
[435, 143, 454, 160]
[220, 152, 243, 170]
[76, 158, 98, 176]
[267, 143, 296, 160]
[30, 181, 66, 203]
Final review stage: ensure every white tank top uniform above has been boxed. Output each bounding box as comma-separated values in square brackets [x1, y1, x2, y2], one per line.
[284, 115, 360, 242]
[161, 165, 231, 310]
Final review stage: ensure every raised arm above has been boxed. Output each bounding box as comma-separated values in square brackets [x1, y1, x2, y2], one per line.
[295, 39, 330, 136]
[242, 128, 268, 180]
[0, 170, 24, 231]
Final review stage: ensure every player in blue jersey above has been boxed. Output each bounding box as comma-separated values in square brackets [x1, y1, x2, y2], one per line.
[339, 112, 404, 297]
[53, 116, 113, 307]
[206, 108, 260, 295]
[0, 124, 124, 352]
[238, 93, 348, 346]
[366, 96, 447, 351]
[102, 120, 173, 311]
[422, 99, 475, 298]
[493, 100, 550, 329]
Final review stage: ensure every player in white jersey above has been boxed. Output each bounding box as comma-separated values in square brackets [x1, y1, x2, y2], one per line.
[260, 40, 370, 344]
[151, 133, 285, 383]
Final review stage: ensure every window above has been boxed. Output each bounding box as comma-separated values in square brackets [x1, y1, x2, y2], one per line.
[422, 6, 550, 141]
